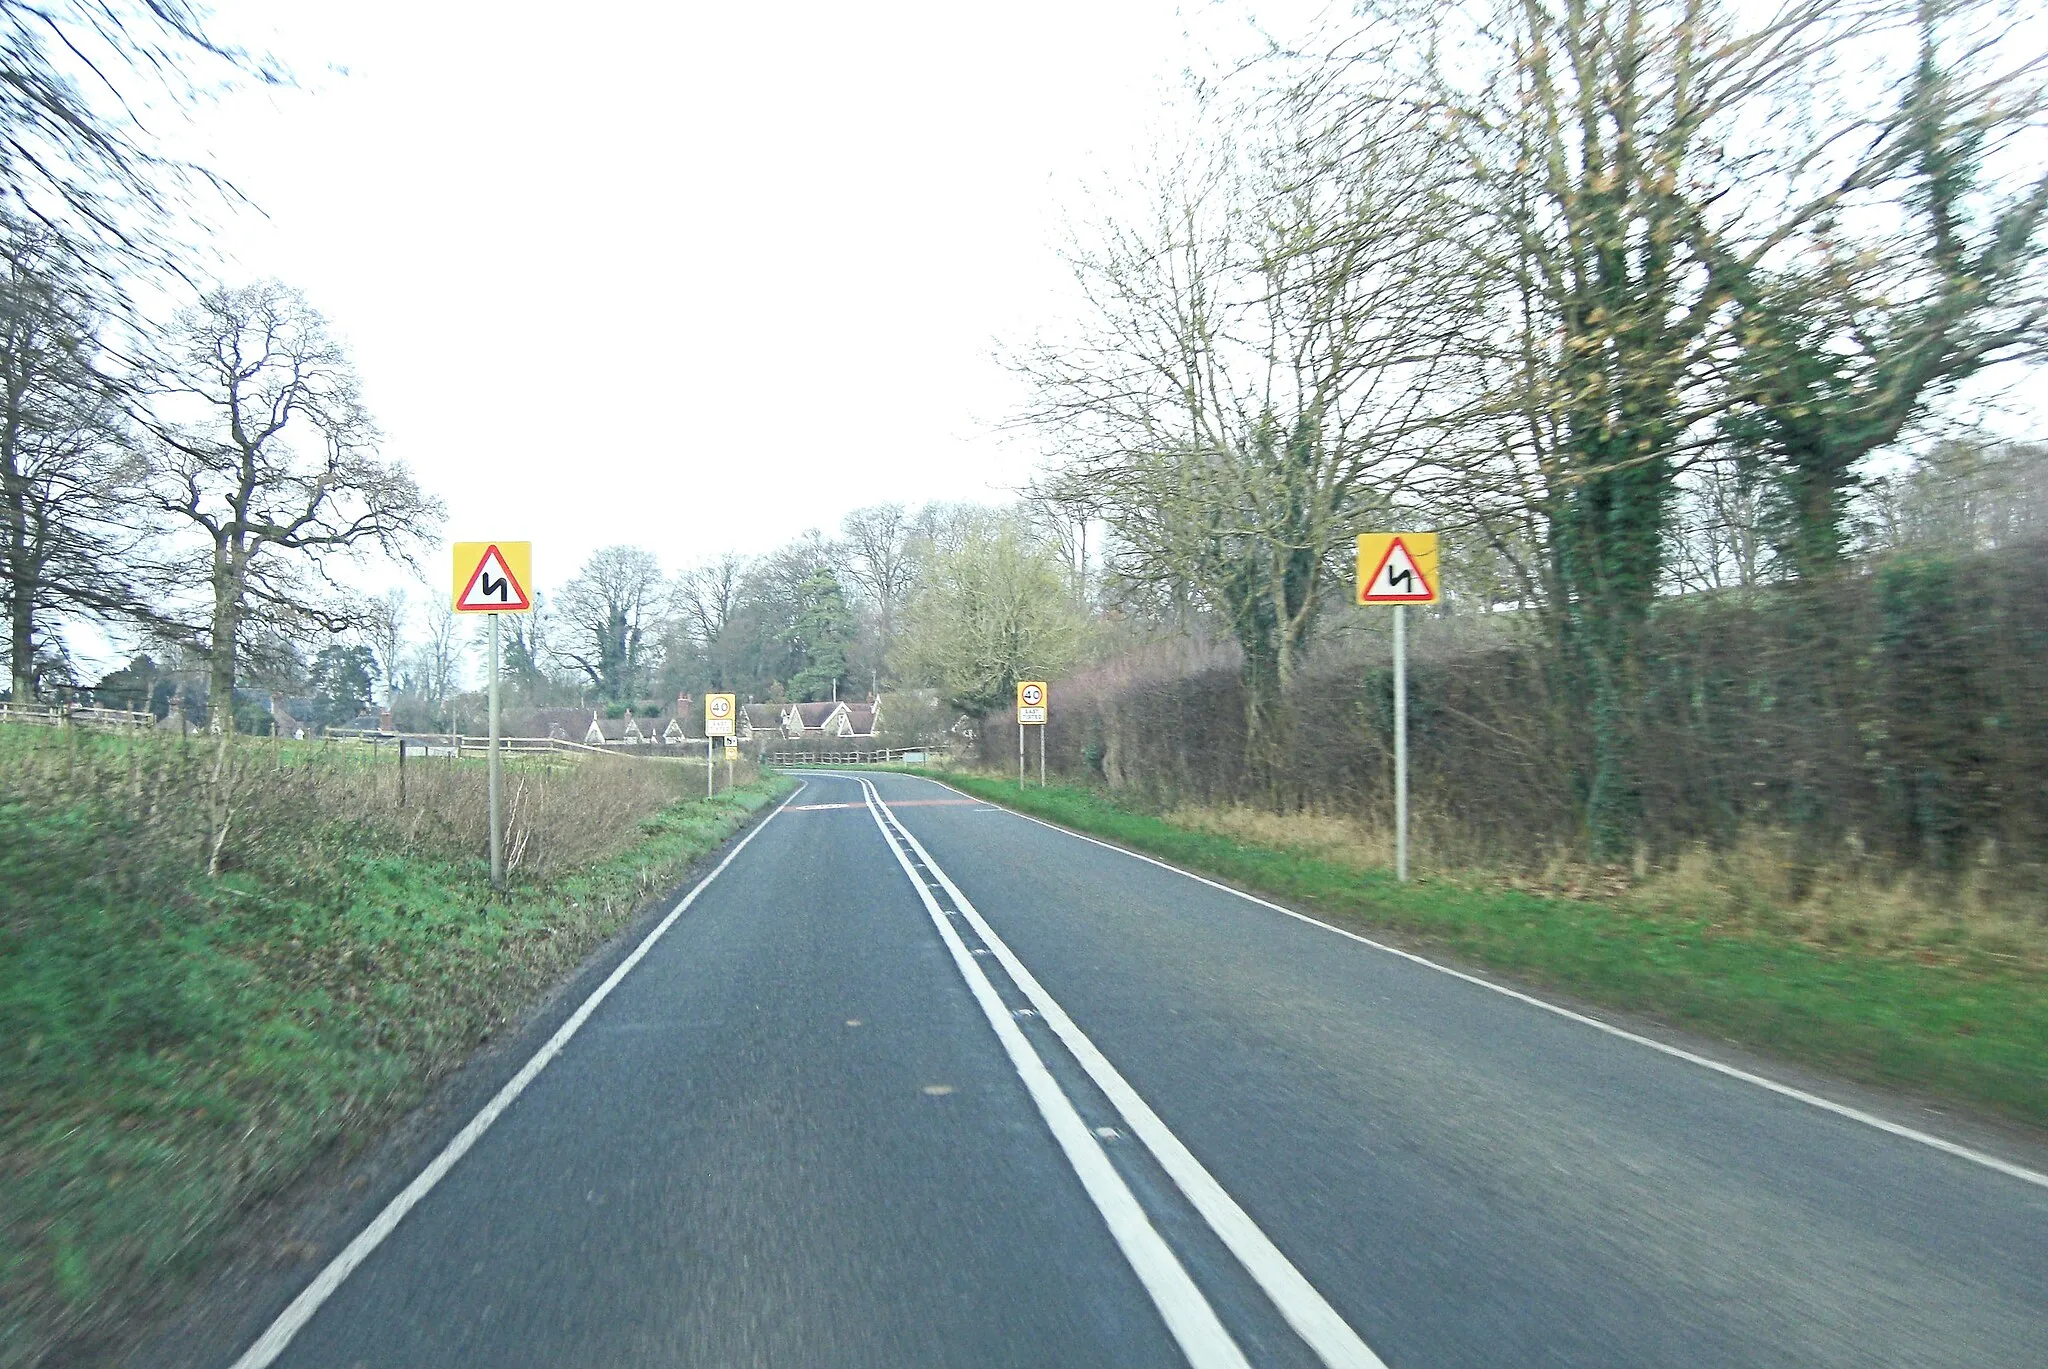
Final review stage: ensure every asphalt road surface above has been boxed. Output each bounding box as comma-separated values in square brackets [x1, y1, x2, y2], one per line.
[225, 770, 2048, 1369]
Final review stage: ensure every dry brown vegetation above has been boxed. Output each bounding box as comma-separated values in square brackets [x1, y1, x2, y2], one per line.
[0, 725, 747, 884]
[1167, 802, 2048, 973]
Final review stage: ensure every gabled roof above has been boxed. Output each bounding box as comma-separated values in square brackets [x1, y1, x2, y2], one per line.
[844, 703, 876, 736]
[793, 700, 847, 730]
[525, 707, 594, 741]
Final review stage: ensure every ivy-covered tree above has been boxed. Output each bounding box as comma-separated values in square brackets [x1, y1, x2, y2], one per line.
[1720, 14, 2048, 576]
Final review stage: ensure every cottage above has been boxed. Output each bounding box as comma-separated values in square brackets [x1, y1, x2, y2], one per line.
[522, 707, 593, 742]
[582, 694, 699, 747]
[740, 703, 787, 741]
[788, 700, 850, 737]
[269, 692, 314, 740]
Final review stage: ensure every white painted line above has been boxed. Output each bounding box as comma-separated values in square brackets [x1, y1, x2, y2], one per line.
[227, 784, 809, 1369]
[893, 774, 2048, 1192]
[858, 780, 1250, 1369]
[869, 783, 1386, 1369]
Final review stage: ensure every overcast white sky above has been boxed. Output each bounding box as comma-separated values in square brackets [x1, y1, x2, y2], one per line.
[64, 0, 2041, 680]
[164, 1, 1304, 599]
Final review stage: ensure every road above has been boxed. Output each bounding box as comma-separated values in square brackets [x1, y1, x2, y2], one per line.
[224, 770, 2048, 1368]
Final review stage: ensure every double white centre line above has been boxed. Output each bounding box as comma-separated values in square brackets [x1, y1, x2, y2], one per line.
[858, 778, 1386, 1369]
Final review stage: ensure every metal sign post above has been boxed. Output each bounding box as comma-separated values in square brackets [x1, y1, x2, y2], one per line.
[1392, 604, 1406, 883]
[488, 613, 503, 892]
[453, 541, 534, 897]
[1357, 534, 1438, 883]
[1016, 681, 1048, 788]
[704, 694, 737, 797]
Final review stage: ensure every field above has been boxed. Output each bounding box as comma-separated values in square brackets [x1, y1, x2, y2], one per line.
[0, 723, 788, 1366]
[920, 770, 2048, 1134]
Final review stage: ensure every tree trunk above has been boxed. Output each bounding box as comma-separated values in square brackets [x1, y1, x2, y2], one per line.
[1240, 643, 1284, 800]
[8, 558, 32, 702]
[3, 447, 31, 701]
[208, 536, 242, 734]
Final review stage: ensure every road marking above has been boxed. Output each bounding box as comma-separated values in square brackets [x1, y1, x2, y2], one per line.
[897, 775, 2048, 1193]
[859, 780, 1252, 1369]
[783, 798, 981, 811]
[866, 781, 1387, 1369]
[226, 784, 810, 1369]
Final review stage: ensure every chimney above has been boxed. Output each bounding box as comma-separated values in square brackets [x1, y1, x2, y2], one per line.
[379, 708, 394, 733]
[677, 693, 693, 716]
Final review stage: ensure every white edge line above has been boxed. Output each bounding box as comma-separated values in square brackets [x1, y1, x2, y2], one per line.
[872, 787, 1386, 1369]
[227, 782, 809, 1369]
[884, 773, 2048, 1193]
[857, 779, 1251, 1369]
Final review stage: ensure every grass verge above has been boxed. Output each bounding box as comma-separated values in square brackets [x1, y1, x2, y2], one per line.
[1, 723, 791, 1367]
[917, 770, 2048, 1134]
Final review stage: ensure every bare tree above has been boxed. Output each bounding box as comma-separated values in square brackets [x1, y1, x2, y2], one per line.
[413, 595, 465, 714]
[0, 221, 147, 700]
[675, 550, 747, 649]
[0, 2, 278, 282]
[137, 280, 441, 731]
[361, 586, 406, 708]
[838, 503, 917, 671]
[1016, 70, 1474, 778]
[553, 544, 663, 701]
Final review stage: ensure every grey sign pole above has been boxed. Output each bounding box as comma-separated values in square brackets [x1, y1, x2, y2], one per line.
[488, 612, 503, 893]
[1393, 603, 1408, 883]
[1018, 719, 1026, 787]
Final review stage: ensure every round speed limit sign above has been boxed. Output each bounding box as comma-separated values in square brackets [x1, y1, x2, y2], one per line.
[1017, 680, 1048, 723]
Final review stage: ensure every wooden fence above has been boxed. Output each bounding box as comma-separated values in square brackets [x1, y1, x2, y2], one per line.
[323, 729, 702, 762]
[764, 745, 947, 767]
[0, 701, 155, 729]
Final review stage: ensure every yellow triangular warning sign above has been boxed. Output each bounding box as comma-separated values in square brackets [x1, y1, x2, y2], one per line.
[1361, 536, 1436, 602]
[456, 544, 532, 612]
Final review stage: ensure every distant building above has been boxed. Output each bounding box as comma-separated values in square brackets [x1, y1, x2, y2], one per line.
[579, 694, 700, 747]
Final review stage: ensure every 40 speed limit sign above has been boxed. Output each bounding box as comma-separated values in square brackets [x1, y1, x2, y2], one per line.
[1016, 681, 1048, 725]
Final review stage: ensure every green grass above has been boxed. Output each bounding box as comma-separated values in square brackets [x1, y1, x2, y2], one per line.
[0, 724, 791, 1367]
[919, 771, 2048, 1132]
